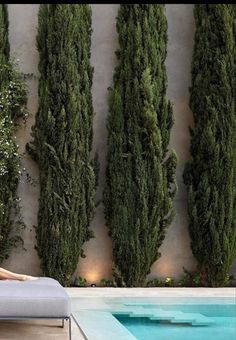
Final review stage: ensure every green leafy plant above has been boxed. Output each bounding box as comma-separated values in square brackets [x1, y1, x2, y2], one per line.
[164, 277, 175, 287]
[146, 278, 163, 287]
[0, 4, 27, 263]
[177, 268, 235, 287]
[146, 277, 175, 287]
[27, 4, 96, 286]
[72, 276, 87, 287]
[100, 278, 117, 287]
[104, 4, 177, 287]
[183, 4, 236, 287]
[146, 271, 234, 287]
[176, 269, 202, 287]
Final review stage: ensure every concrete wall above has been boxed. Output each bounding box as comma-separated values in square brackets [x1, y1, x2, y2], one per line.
[3, 4, 236, 284]
[148, 4, 197, 280]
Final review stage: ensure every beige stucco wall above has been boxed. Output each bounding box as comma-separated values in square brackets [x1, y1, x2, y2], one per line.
[3, 4, 236, 284]
[148, 4, 197, 280]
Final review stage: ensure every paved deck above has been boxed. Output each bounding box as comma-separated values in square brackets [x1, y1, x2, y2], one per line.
[0, 318, 85, 340]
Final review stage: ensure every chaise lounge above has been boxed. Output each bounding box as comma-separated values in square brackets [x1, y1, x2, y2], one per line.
[0, 277, 71, 339]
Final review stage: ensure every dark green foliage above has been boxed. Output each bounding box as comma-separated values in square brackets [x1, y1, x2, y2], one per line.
[72, 276, 87, 287]
[104, 5, 177, 287]
[100, 278, 117, 287]
[0, 5, 27, 263]
[184, 4, 236, 287]
[146, 277, 175, 287]
[28, 4, 96, 286]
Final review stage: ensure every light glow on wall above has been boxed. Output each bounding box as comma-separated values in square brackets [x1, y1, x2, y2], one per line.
[85, 270, 101, 284]
[149, 258, 176, 279]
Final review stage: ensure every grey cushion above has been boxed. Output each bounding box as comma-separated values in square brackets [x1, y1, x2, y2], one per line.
[0, 277, 71, 318]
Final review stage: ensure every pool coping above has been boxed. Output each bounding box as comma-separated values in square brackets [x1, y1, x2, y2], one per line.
[66, 287, 236, 298]
[72, 310, 137, 340]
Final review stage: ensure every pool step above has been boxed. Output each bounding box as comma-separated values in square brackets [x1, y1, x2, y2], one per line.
[97, 303, 215, 327]
[109, 305, 214, 326]
[129, 308, 214, 326]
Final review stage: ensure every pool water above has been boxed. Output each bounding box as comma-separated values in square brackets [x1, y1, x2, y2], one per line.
[114, 302, 236, 340]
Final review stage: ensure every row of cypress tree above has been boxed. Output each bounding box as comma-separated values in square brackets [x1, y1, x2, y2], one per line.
[104, 4, 236, 287]
[28, 3, 177, 287]
[1, 4, 236, 287]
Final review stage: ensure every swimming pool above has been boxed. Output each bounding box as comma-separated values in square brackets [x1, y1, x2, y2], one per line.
[114, 299, 235, 340]
[72, 296, 236, 340]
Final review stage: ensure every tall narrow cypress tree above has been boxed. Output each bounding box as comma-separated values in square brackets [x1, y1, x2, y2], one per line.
[184, 4, 236, 287]
[28, 4, 96, 286]
[104, 5, 177, 287]
[0, 5, 26, 262]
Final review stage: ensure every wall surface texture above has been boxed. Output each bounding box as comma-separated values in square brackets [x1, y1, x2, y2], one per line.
[3, 4, 236, 283]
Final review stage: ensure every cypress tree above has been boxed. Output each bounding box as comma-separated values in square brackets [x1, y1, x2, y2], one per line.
[28, 4, 96, 286]
[184, 4, 236, 287]
[0, 4, 26, 262]
[104, 5, 177, 287]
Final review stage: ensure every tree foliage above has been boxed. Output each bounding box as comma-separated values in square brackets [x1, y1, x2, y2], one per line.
[184, 4, 236, 287]
[28, 4, 96, 286]
[104, 4, 177, 287]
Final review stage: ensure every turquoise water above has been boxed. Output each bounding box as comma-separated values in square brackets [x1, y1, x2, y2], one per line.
[114, 300, 236, 340]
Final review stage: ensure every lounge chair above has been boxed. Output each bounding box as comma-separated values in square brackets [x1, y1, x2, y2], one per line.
[0, 277, 71, 339]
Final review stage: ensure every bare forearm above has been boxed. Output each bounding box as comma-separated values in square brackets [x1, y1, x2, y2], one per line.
[0, 267, 22, 280]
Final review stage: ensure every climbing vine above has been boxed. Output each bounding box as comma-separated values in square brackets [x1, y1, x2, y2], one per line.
[0, 4, 27, 262]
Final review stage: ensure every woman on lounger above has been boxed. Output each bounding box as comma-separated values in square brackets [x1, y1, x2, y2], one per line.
[0, 267, 38, 281]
